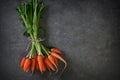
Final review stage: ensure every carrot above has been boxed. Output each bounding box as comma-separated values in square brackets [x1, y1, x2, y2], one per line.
[51, 48, 61, 54]
[23, 58, 31, 72]
[54, 57, 58, 67]
[31, 58, 36, 74]
[42, 58, 46, 72]
[36, 61, 39, 70]
[44, 57, 55, 71]
[51, 52, 67, 76]
[45, 61, 52, 75]
[37, 55, 46, 73]
[20, 57, 26, 68]
[34, 56, 39, 69]
[48, 55, 58, 73]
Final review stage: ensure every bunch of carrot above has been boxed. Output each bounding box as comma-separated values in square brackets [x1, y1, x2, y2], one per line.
[20, 48, 67, 74]
[17, 0, 67, 75]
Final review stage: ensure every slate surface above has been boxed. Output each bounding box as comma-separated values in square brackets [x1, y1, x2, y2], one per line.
[0, 0, 120, 80]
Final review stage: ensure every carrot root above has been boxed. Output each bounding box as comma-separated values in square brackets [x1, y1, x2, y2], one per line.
[51, 48, 62, 54]
[51, 52, 67, 76]
[23, 58, 31, 72]
[20, 57, 26, 68]
[48, 55, 58, 73]
[31, 58, 36, 74]
[44, 57, 56, 71]
[37, 55, 46, 73]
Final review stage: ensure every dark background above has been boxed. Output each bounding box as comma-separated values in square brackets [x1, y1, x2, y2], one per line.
[0, 0, 120, 80]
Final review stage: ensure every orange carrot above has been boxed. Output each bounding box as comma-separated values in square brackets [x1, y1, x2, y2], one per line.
[45, 61, 52, 75]
[20, 57, 26, 68]
[51, 48, 61, 54]
[51, 52, 67, 76]
[42, 58, 46, 72]
[23, 58, 31, 72]
[36, 61, 39, 70]
[48, 55, 58, 73]
[54, 57, 58, 67]
[34, 56, 39, 69]
[31, 58, 36, 74]
[37, 55, 46, 73]
[44, 57, 55, 71]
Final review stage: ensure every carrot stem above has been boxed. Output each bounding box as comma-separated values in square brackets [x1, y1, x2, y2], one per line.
[29, 42, 35, 59]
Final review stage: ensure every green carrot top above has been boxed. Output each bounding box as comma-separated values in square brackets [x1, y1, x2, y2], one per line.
[17, 0, 45, 39]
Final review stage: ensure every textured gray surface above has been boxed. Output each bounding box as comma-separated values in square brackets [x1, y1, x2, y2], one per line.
[0, 0, 120, 80]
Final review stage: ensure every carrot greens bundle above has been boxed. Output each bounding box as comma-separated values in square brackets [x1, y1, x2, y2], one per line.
[17, 0, 67, 76]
